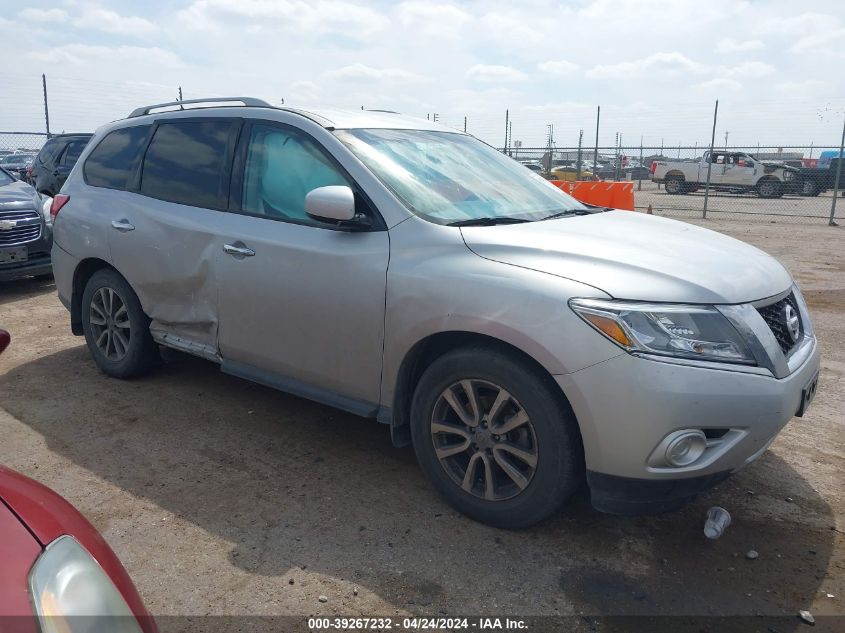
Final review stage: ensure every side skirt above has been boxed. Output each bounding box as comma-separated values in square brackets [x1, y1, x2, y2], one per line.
[221, 359, 380, 419]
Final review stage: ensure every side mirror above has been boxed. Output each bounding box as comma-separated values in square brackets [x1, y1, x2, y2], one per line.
[305, 185, 356, 222]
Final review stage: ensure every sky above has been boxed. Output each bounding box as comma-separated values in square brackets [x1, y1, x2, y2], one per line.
[1, 0, 844, 150]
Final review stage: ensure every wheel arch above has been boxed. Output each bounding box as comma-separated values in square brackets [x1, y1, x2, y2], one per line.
[387, 330, 579, 449]
[664, 170, 686, 180]
[70, 258, 121, 335]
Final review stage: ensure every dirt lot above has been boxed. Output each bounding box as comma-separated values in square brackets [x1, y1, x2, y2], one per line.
[1, 215, 843, 631]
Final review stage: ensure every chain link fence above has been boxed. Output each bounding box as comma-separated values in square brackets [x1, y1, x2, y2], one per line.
[503, 144, 845, 224]
[0, 132, 48, 182]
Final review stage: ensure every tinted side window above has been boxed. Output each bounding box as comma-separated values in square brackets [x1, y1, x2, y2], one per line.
[84, 126, 150, 190]
[141, 120, 233, 209]
[241, 124, 349, 225]
[37, 139, 62, 165]
[61, 140, 88, 167]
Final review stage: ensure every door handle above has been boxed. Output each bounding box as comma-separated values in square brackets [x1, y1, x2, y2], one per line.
[223, 242, 255, 258]
[111, 219, 135, 232]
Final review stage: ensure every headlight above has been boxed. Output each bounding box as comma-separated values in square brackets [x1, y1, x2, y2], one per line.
[29, 536, 144, 633]
[570, 298, 756, 365]
[41, 195, 53, 225]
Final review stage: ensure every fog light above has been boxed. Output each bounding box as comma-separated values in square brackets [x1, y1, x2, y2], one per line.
[664, 430, 707, 467]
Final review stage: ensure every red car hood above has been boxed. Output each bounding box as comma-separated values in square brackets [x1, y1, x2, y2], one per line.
[0, 466, 156, 632]
[0, 499, 41, 627]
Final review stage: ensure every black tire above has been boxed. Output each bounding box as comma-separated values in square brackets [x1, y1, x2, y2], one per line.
[664, 176, 685, 195]
[81, 268, 158, 379]
[410, 347, 583, 529]
[801, 180, 819, 197]
[757, 179, 782, 198]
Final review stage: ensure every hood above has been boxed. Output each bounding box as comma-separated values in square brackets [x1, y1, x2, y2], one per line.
[0, 178, 40, 209]
[461, 211, 792, 304]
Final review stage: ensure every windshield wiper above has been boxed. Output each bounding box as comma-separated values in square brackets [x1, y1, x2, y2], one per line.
[541, 205, 614, 220]
[446, 217, 531, 227]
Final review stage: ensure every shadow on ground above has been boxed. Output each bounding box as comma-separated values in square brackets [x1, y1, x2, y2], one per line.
[0, 341, 837, 626]
[0, 275, 55, 307]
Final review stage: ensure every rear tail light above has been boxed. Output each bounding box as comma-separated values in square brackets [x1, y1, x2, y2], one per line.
[650, 161, 657, 173]
[50, 194, 70, 220]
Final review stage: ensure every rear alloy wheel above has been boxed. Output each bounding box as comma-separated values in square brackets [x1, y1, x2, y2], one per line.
[411, 347, 583, 528]
[664, 177, 685, 195]
[757, 179, 782, 198]
[81, 269, 158, 378]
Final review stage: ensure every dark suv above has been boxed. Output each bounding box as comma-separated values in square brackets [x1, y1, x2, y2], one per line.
[31, 134, 92, 196]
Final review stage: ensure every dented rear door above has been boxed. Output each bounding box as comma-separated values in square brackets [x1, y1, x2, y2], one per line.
[108, 117, 241, 357]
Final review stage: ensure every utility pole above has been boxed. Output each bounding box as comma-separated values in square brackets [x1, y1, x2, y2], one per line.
[546, 124, 555, 172]
[724, 130, 729, 150]
[593, 106, 600, 177]
[504, 109, 509, 154]
[178, 86, 183, 101]
[829, 115, 845, 226]
[638, 135, 644, 191]
[576, 129, 584, 180]
[463, 116, 467, 133]
[704, 100, 719, 219]
[42, 74, 50, 137]
[508, 120, 513, 156]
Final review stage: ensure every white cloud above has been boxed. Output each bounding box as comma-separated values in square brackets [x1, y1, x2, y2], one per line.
[715, 38, 764, 54]
[466, 64, 527, 83]
[29, 44, 183, 68]
[71, 7, 158, 36]
[177, 0, 389, 37]
[756, 12, 835, 36]
[790, 28, 845, 54]
[537, 60, 579, 76]
[18, 8, 69, 22]
[722, 61, 774, 78]
[587, 52, 707, 79]
[323, 63, 425, 83]
[395, 2, 471, 36]
[695, 77, 743, 92]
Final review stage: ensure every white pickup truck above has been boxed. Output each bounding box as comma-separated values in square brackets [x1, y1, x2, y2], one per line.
[651, 151, 798, 198]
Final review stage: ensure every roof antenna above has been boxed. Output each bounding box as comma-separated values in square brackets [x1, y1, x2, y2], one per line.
[178, 86, 183, 110]
[280, 98, 285, 104]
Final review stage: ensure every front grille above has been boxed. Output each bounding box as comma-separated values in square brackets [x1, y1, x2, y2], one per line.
[756, 293, 802, 355]
[0, 210, 42, 246]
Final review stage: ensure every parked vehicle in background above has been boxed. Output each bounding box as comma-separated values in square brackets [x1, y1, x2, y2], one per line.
[52, 98, 819, 528]
[519, 160, 544, 174]
[0, 167, 53, 281]
[551, 165, 596, 181]
[797, 157, 845, 196]
[651, 151, 799, 197]
[0, 153, 36, 180]
[31, 133, 92, 197]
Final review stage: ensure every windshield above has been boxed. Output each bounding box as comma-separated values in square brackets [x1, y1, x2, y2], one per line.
[334, 129, 587, 224]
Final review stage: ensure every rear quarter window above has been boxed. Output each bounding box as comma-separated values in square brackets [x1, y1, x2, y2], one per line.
[140, 120, 236, 209]
[84, 126, 151, 190]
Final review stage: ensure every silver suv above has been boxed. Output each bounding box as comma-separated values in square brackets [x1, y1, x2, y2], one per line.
[51, 98, 821, 528]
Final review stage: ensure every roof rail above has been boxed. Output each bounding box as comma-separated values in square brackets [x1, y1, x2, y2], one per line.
[128, 97, 274, 118]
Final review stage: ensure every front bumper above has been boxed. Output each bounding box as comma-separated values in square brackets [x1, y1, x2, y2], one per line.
[0, 228, 52, 281]
[557, 335, 820, 514]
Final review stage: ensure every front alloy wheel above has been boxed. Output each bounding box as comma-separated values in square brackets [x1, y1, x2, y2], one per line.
[431, 380, 538, 501]
[410, 347, 583, 528]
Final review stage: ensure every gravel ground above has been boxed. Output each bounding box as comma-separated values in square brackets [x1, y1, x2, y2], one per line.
[0, 214, 843, 631]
